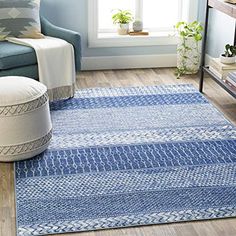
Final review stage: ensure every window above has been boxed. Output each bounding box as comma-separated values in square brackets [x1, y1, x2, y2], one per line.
[88, 0, 198, 47]
[98, 0, 182, 33]
[142, 1, 182, 31]
[98, 0, 136, 33]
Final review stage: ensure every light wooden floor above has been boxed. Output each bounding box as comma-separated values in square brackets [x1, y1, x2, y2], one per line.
[1, 68, 236, 236]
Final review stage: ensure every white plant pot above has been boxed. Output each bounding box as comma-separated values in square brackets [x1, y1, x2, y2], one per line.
[220, 55, 236, 64]
[177, 37, 201, 75]
[117, 23, 129, 35]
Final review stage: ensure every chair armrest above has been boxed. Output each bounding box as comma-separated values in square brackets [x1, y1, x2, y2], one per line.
[40, 16, 81, 71]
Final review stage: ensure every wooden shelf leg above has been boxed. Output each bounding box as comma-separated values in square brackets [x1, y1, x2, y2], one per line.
[199, 1, 210, 93]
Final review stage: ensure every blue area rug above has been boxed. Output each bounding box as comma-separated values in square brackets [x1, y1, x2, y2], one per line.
[15, 84, 236, 236]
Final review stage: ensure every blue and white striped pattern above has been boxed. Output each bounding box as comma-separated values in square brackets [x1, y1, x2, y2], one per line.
[15, 84, 236, 236]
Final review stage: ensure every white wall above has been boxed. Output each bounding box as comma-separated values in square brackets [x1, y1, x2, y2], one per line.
[41, 0, 235, 64]
[40, 0, 177, 58]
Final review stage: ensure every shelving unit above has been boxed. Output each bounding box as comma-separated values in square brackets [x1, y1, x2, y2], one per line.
[199, 0, 236, 99]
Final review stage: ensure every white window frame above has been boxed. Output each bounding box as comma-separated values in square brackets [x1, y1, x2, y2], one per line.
[88, 0, 199, 48]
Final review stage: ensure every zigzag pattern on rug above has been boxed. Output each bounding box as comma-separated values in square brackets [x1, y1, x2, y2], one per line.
[15, 84, 236, 236]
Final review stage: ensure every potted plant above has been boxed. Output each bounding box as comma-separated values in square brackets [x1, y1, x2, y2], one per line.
[175, 21, 203, 78]
[112, 9, 133, 35]
[220, 44, 236, 64]
[133, 20, 143, 32]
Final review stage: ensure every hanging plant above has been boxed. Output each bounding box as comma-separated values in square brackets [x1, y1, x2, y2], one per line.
[175, 21, 203, 79]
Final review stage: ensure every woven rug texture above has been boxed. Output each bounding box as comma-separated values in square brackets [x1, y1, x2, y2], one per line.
[15, 84, 236, 236]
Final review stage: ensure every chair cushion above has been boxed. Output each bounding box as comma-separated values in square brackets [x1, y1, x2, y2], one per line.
[0, 0, 44, 40]
[0, 41, 37, 70]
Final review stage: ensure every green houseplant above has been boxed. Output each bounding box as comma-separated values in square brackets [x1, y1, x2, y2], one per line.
[175, 21, 203, 78]
[220, 44, 236, 64]
[112, 9, 133, 35]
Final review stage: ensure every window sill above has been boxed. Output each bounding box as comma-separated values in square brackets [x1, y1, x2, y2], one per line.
[88, 31, 178, 48]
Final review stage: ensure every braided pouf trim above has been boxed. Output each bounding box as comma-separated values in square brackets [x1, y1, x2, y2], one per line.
[0, 93, 48, 117]
[0, 129, 52, 158]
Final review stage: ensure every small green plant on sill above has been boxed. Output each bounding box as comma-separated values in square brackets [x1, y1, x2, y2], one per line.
[223, 44, 236, 57]
[175, 21, 203, 79]
[112, 9, 133, 25]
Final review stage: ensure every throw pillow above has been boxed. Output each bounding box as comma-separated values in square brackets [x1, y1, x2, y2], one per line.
[0, 0, 44, 40]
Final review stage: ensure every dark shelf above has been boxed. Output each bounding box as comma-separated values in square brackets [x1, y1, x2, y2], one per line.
[203, 66, 236, 98]
[199, 0, 236, 99]
[209, 0, 236, 19]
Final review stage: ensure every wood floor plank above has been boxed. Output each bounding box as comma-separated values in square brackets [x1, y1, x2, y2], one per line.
[1, 68, 236, 236]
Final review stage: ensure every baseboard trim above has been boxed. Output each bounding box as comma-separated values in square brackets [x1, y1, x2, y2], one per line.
[81, 54, 177, 71]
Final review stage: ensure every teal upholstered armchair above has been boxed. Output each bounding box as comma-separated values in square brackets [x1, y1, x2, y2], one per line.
[0, 17, 81, 79]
